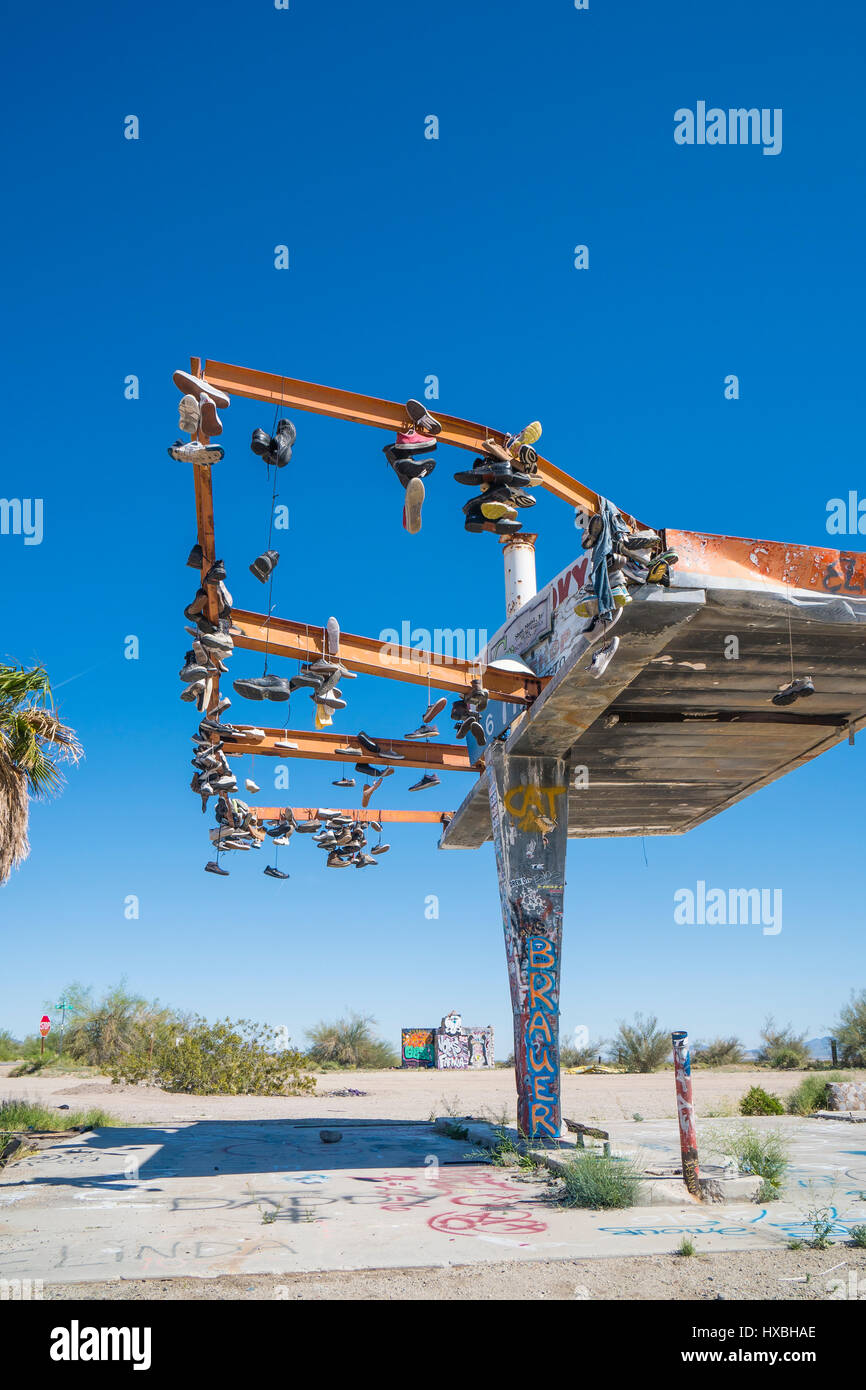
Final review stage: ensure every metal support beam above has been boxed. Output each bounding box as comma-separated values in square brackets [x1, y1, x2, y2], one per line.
[486, 741, 567, 1142]
[250, 807, 453, 825]
[224, 726, 476, 771]
[231, 610, 541, 704]
[199, 358, 645, 527]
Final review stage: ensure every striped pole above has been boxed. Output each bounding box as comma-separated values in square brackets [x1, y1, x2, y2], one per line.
[672, 1030, 700, 1197]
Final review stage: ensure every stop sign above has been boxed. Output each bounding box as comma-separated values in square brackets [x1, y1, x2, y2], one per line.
[39, 1016, 51, 1036]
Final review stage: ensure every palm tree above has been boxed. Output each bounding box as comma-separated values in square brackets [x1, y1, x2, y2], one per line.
[0, 663, 81, 884]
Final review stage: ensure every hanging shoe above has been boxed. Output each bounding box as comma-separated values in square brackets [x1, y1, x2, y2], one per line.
[245, 778, 260, 794]
[590, 636, 620, 679]
[271, 418, 296, 465]
[409, 772, 441, 791]
[263, 865, 290, 879]
[332, 776, 356, 787]
[370, 844, 390, 855]
[406, 399, 442, 435]
[361, 776, 384, 808]
[505, 420, 542, 459]
[480, 498, 518, 523]
[204, 559, 226, 585]
[168, 441, 224, 466]
[423, 695, 447, 724]
[572, 587, 598, 619]
[357, 732, 382, 756]
[205, 861, 230, 876]
[623, 530, 660, 552]
[186, 542, 204, 569]
[250, 550, 280, 583]
[199, 393, 223, 437]
[404, 724, 439, 740]
[178, 395, 201, 436]
[172, 370, 231, 410]
[250, 428, 272, 457]
[581, 514, 604, 550]
[355, 762, 386, 777]
[646, 560, 671, 587]
[772, 676, 815, 706]
[393, 428, 438, 456]
[403, 477, 425, 534]
[314, 689, 346, 710]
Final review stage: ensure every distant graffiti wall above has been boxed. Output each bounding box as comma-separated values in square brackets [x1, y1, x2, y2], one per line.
[401, 1028, 435, 1068]
[402, 1022, 495, 1069]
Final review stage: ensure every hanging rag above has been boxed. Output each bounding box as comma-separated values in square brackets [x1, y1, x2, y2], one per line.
[590, 496, 629, 621]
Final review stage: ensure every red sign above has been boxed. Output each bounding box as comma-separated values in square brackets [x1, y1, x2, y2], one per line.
[39, 1016, 51, 1036]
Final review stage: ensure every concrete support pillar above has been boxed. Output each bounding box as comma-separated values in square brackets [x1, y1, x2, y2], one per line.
[501, 533, 538, 617]
[672, 1030, 700, 1196]
[485, 741, 568, 1141]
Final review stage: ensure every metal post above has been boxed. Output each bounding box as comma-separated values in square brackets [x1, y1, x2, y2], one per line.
[501, 533, 538, 617]
[672, 1030, 700, 1197]
[486, 742, 567, 1142]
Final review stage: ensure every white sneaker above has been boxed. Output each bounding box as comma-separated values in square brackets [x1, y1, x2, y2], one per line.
[590, 636, 620, 678]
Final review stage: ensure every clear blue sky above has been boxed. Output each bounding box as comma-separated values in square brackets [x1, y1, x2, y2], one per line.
[2, 0, 864, 1054]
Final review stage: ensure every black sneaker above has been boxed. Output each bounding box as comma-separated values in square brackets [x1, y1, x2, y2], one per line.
[187, 543, 204, 569]
[250, 550, 280, 583]
[204, 560, 227, 585]
[406, 399, 442, 434]
[409, 773, 441, 792]
[357, 731, 381, 756]
[263, 865, 290, 879]
[332, 777, 356, 787]
[355, 762, 386, 777]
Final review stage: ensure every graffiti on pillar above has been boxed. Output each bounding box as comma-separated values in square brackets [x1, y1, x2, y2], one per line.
[468, 1026, 494, 1068]
[503, 784, 567, 837]
[487, 745, 566, 1142]
[524, 935, 560, 1139]
[401, 1028, 435, 1068]
[672, 1030, 700, 1196]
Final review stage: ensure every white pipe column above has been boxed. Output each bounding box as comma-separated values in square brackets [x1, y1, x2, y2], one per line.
[501, 533, 538, 617]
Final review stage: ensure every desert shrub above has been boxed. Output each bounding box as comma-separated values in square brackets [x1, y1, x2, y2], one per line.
[111, 1017, 315, 1096]
[607, 1013, 669, 1072]
[756, 1016, 809, 1069]
[692, 1036, 746, 1067]
[850, 1225, 866, 1249]
[63, 981, 182, 1069]
[305, 1013, 398, 1069]
[833, 989, 866, 1067]
[706, 1123, 789, 1195]
[560, 1038, 605, 1068]
[559, 1152, 642, 1209]
[740, 1085, 784, 1116]
[786, 1072, 847, 1116]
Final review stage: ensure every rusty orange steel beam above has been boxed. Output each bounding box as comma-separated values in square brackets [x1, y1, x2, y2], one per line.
[225, 726, 476, 772]
[251, 807, 454, 824]
[231, 609, 541, 704]
[201, 358, 645, 528]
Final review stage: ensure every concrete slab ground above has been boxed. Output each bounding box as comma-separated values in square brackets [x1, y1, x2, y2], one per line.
[2, 1114, 865, 1286]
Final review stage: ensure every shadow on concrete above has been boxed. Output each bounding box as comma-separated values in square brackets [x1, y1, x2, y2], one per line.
[0, 1118, 485, 1193]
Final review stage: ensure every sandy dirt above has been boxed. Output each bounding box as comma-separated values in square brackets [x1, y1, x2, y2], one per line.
[38, 1248, 866, 1301]
[3, 1064, 858, 1127]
